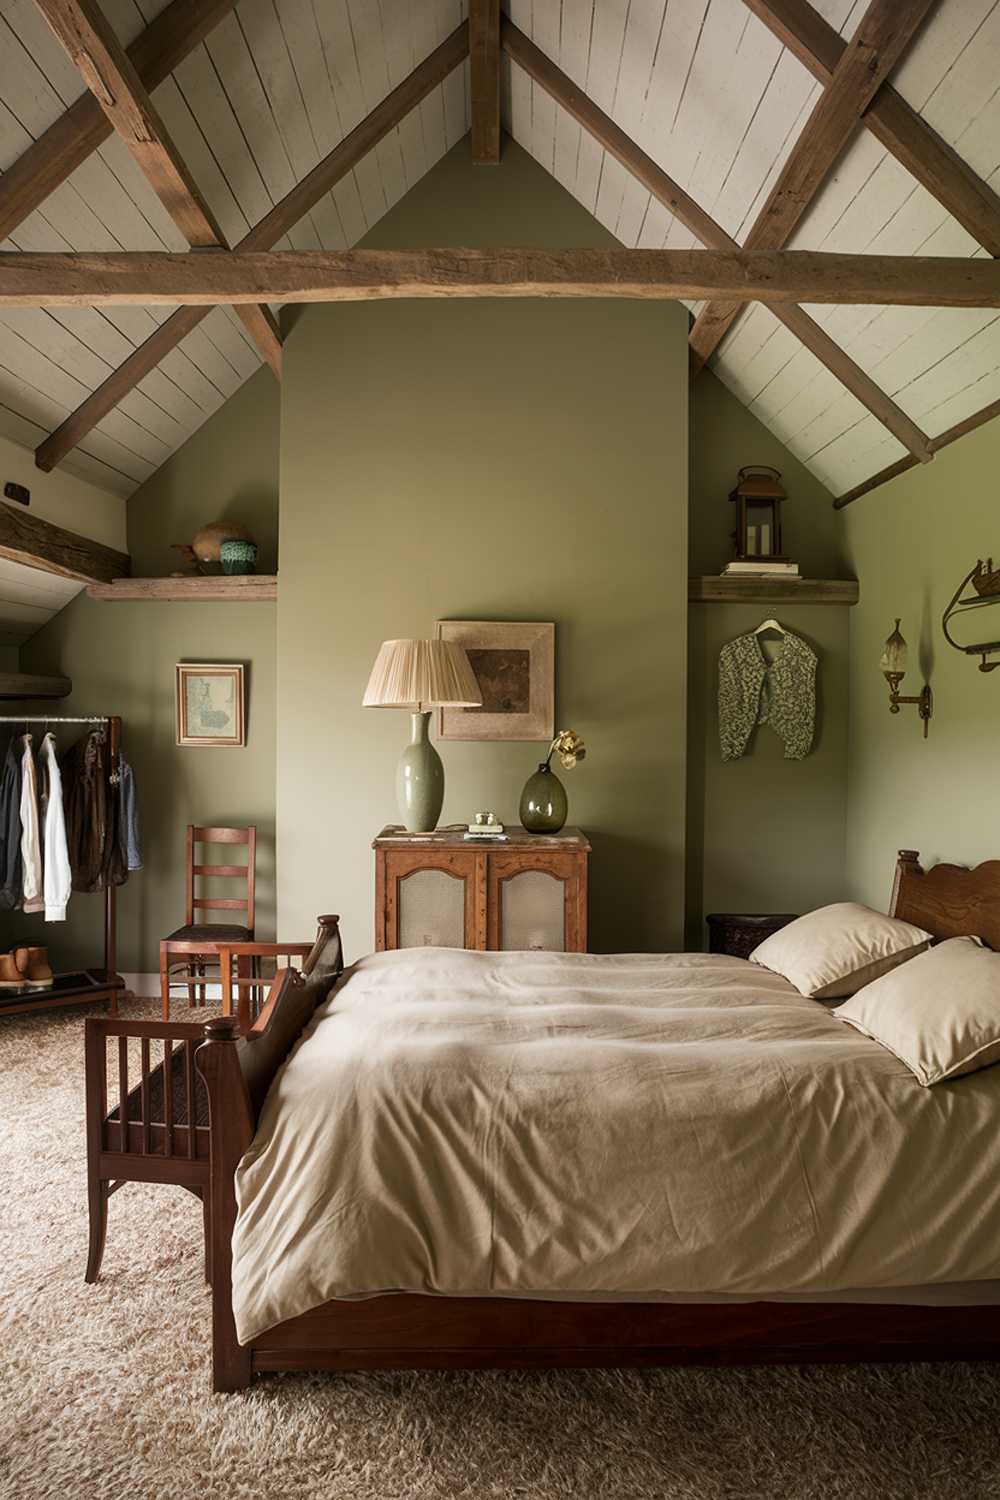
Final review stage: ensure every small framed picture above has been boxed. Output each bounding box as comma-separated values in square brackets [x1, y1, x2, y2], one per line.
[176, 663, 245, 748]
[436, 621, 555, 741]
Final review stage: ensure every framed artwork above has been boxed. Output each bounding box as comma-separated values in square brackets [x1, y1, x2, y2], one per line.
[436, 621, 554, 741]
[176, 663, 246, 748]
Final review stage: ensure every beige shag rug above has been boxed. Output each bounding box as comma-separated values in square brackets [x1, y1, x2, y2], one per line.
[4, 1000, 1000, 1500]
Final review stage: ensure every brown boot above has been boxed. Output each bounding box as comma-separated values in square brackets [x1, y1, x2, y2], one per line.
[25, 947, 53, 984]
[0, 951, 23, 986]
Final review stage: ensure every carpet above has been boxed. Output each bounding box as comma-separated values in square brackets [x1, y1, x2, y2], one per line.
[3, 1000, 1000, 1500]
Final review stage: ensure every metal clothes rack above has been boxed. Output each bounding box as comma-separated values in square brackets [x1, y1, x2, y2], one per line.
[0, 714, 123, 1018]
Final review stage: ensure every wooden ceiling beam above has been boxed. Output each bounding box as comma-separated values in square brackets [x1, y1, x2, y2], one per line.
[470, 0, 501, 163]
[31, 0, 280, 377]
[833, 397, 1000, 508]
[742, 0, 1000, 258]
[0, 0, 240, 246]
[689, 0, 938, 370]
[5, 247, 999, 309]
[501, 19, 932, 463]
[32, 21, 470, 474]
[0, 499, 129, 583]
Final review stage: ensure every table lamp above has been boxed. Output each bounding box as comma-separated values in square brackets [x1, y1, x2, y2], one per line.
[362, 639, 482, 832]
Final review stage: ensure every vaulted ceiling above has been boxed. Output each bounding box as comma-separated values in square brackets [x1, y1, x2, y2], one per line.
[1, 0, 998, 504]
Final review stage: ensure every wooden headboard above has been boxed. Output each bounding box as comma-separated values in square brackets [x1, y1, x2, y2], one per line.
[890, 850, 1000, 950]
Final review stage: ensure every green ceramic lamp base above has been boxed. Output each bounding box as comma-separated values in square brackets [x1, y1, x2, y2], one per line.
[396, 710, 445, 832]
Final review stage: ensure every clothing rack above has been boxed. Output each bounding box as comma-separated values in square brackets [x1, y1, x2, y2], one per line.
[0, 714, 123, 1018]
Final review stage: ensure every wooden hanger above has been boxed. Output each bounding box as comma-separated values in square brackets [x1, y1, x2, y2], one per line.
[754, 618, 786, 636]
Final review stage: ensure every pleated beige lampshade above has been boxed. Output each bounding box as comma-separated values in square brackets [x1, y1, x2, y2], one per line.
[362, 638, 482, 709]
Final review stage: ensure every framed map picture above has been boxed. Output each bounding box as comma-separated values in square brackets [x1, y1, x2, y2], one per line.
[176, 663, 246, 747]
[436, 621, 554, 741]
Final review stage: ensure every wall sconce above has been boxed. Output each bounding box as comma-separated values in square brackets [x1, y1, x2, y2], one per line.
[880, 619, 932, 738]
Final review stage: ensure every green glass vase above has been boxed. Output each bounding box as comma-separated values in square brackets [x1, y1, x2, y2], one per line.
[519, 761, 568, 833]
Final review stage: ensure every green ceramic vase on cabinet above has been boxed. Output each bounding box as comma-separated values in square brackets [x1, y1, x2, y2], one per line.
[396, 711, 444, 832]
[519, 762, 568, 833]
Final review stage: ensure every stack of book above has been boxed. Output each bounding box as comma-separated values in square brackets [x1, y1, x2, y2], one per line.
[722, 560, 800, 577]
[464, 816, 507, 842]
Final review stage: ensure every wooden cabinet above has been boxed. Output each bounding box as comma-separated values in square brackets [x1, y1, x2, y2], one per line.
[374, 826, 589, 953]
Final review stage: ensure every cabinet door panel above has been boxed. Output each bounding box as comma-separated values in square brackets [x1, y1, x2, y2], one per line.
[486, 851, 586, 952]
[382, 851, 484, 950]
[398, 868, 466, 949]
[500, 869, 566, 951]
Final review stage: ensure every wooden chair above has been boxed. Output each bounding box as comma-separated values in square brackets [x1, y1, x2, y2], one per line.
[159, 825, 257, 1021]
[86, 929, 330, 1285]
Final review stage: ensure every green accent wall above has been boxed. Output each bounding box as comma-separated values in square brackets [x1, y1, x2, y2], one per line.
[843, 416, 1000, 905]
[686, 373, 850, 946]
[277, 140, 690, 956]
[14, 370, 280, 972]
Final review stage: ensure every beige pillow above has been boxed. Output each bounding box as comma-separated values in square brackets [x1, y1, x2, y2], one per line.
[750, 902, 932, 1000]
[835, 936, 1000, 1085]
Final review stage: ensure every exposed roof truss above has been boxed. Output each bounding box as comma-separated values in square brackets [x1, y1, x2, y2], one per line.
[1, 0, 998, 506]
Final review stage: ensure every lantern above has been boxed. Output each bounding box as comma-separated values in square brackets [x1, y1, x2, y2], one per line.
[728, 466, 787, 562]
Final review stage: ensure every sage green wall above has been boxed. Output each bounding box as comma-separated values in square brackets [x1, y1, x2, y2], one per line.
[14, 369, 280, 974]
[277, 140, 689, 956]
[844, 416, 1000, 906]
[686, 374, 850, 945]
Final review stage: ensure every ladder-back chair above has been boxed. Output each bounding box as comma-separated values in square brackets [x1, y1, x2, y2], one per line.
[159, 825, 256, 1020]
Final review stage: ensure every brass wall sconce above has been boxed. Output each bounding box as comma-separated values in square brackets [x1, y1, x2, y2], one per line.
[880, 619, 932, 737]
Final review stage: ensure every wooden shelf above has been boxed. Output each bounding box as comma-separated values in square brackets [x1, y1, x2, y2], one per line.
[87, 575, 277, 602]
[0, 672, 71, 699]
[689, 576, 859, 606]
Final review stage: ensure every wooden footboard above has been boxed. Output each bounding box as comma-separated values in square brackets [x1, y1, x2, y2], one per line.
[197, 915, 344, 1390]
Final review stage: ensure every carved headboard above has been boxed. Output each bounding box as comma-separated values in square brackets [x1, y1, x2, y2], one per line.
[890, 850, 1000, 950]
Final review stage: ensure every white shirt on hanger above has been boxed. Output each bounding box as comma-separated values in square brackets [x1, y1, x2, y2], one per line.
[40, 732, 70, 922]
[19, 734, 43, 915]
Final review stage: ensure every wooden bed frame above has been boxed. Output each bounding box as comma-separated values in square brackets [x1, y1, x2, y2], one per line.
[194, 853, 1000, 1391]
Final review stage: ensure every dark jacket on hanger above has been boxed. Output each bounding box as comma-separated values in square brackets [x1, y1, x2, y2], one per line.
[62, 729, 127, 893]
[0, 735, 22, 908]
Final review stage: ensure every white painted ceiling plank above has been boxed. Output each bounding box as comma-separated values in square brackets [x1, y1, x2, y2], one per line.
[0, 322, 168, 470]
[528, 0, 559, 178]
[925, 363, 1000, 438]
[152, 74, 253, 245]
[0, 365, 153, 483]
[0, 404, 136, 495]
[892, 0, 998, 116]
[202, 305, 263, 381]
[0, 556, 82, 598]
[381, 0, 430, 191]
[172, 42, 274, 228]
[805, 416, 907, 493]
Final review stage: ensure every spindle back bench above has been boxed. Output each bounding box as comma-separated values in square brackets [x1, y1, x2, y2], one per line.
[84, 931, 328, 1284]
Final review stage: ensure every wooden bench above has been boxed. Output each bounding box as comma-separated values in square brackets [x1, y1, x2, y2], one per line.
[84, 933, 325, 1283]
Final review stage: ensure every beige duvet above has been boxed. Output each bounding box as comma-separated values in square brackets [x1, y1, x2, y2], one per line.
[232, 948, 1000, 1343]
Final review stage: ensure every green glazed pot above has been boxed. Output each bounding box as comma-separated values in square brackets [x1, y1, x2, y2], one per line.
[519, 761, 567, 833]
[396, 711, 444, 833]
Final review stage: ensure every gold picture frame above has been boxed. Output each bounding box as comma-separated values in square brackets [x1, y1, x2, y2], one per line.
[436, 621, 554, 741]
[176, 663, 246, 748]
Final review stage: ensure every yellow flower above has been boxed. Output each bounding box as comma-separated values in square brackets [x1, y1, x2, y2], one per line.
[548, 729, 587, 770]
